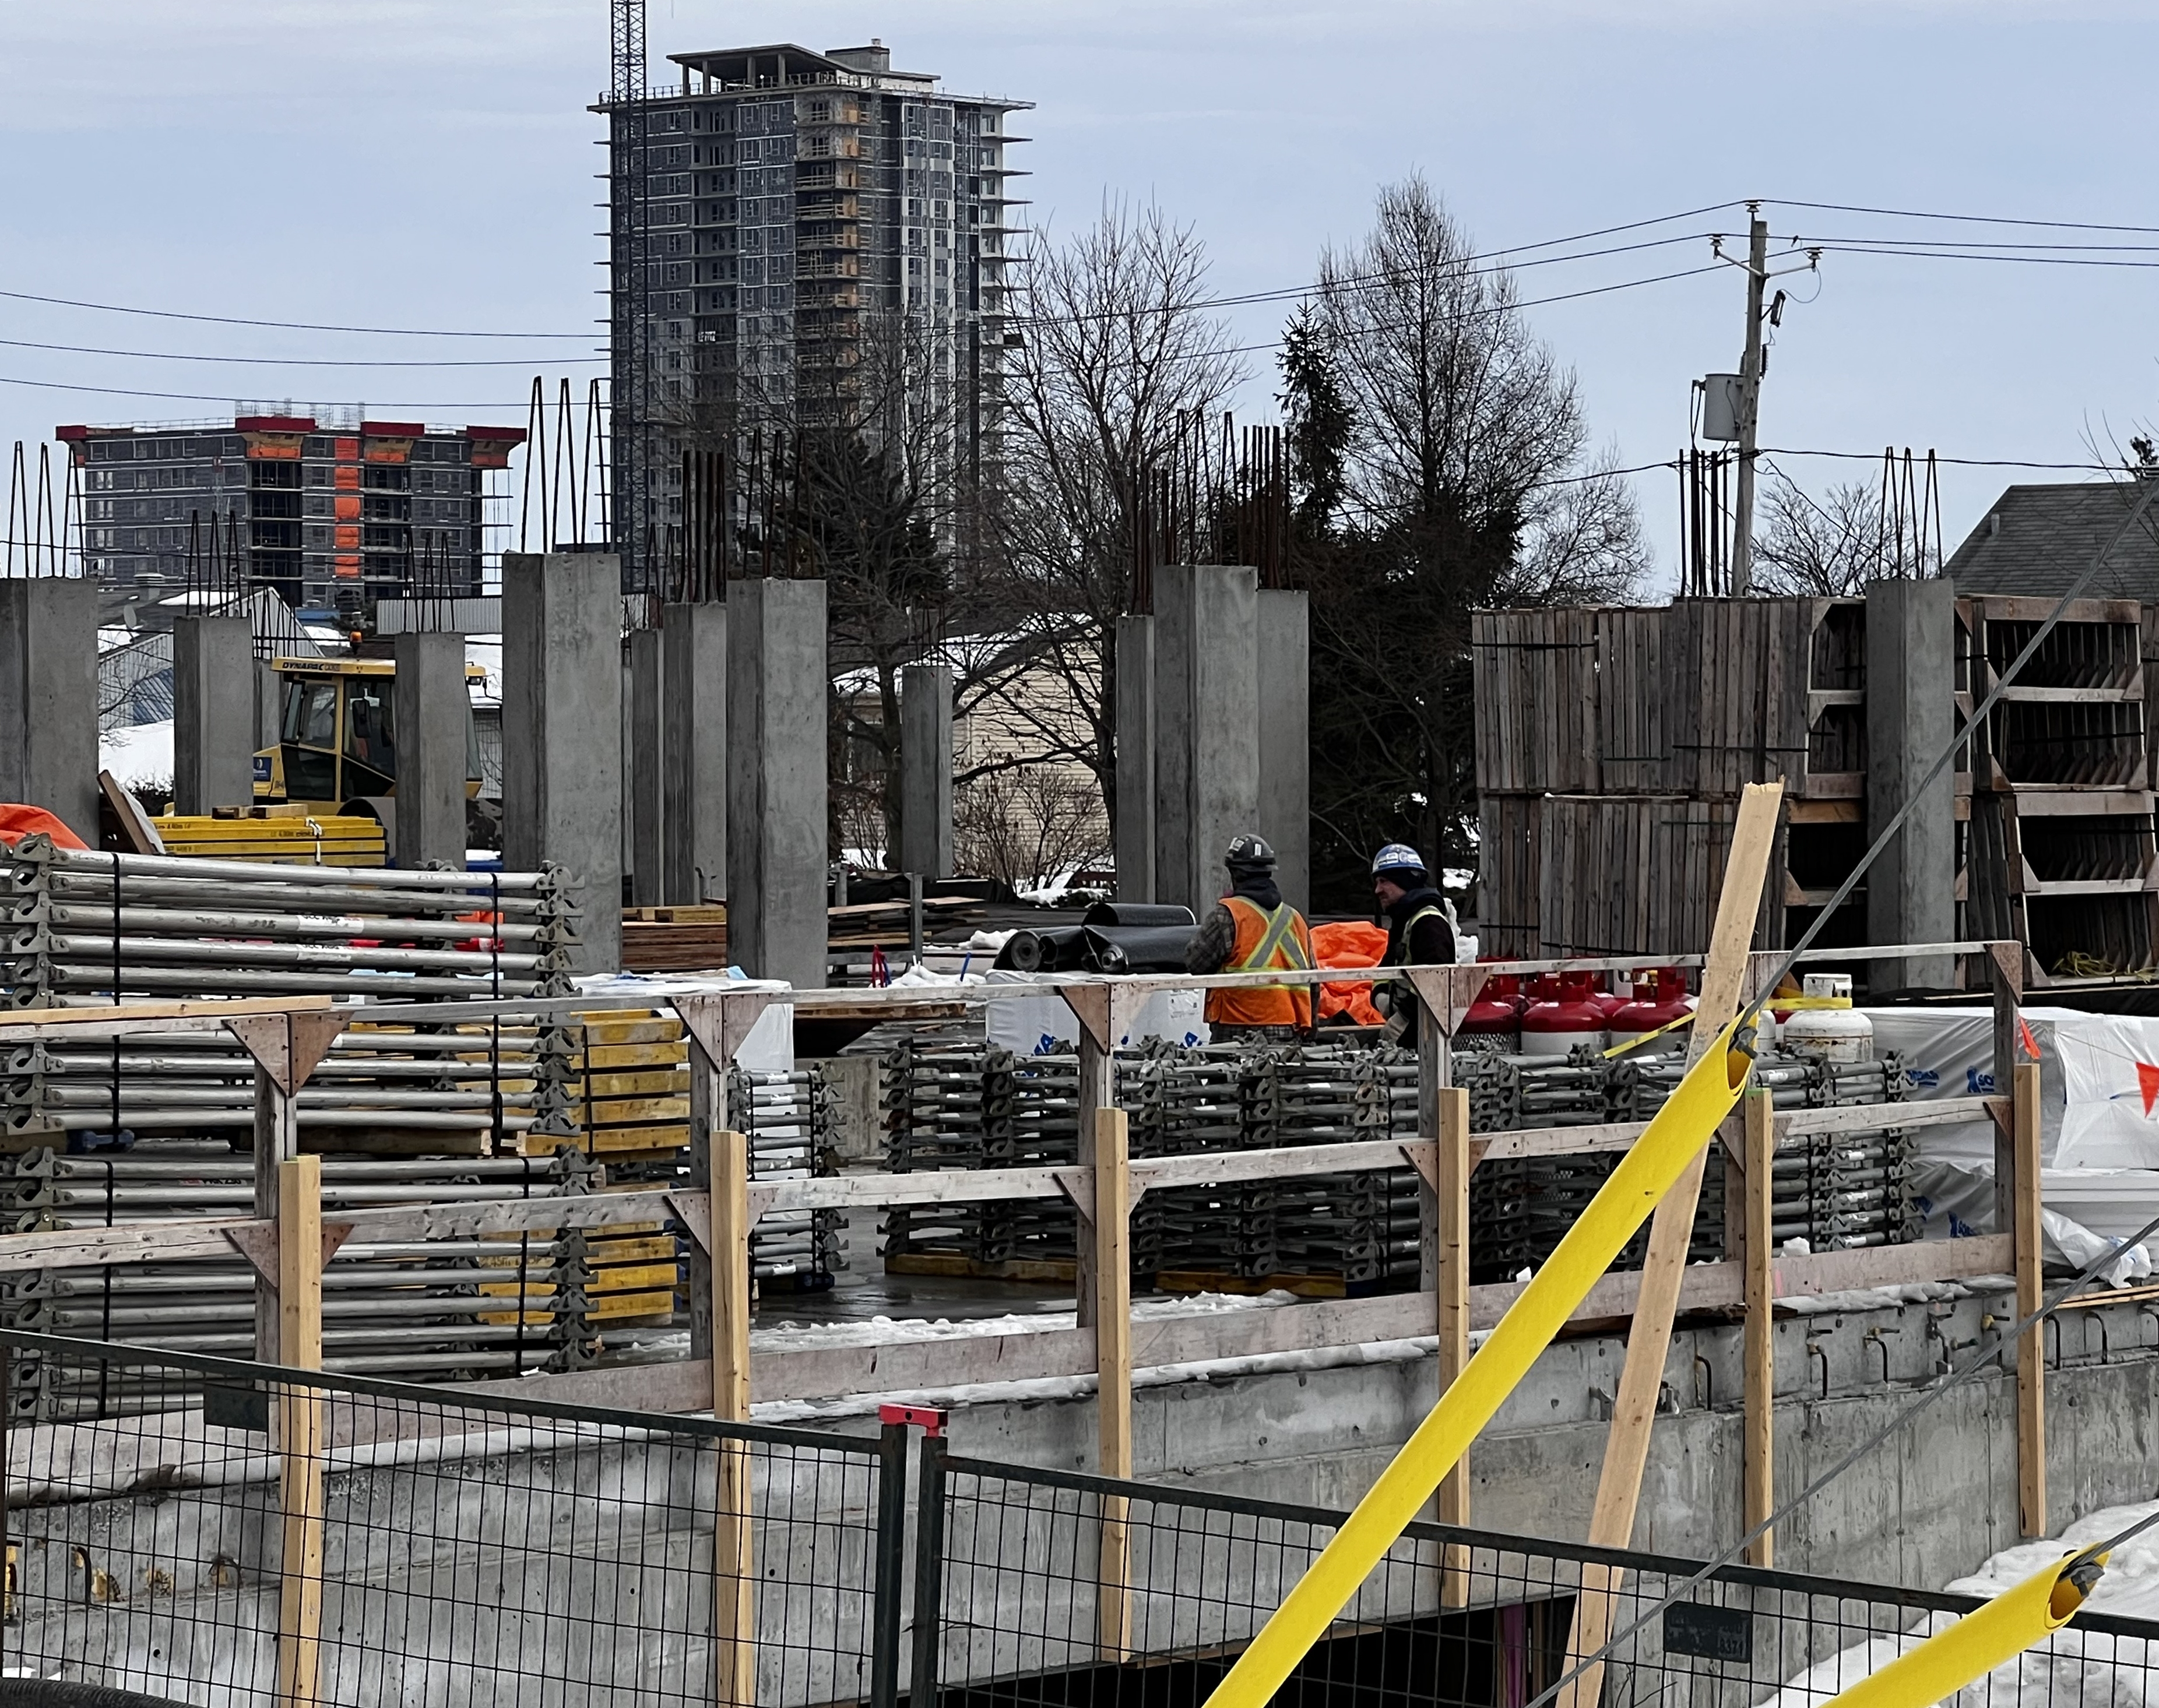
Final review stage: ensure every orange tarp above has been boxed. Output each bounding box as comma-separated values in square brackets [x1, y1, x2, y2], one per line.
[1311, 921, 1388, 1025]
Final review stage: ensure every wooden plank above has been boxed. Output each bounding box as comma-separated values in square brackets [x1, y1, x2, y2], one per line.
[2014, 1061, 2046, 1539]
[711, 1126, 757, 1708]
[275, 1154, 325, 1708]
[0, 995, 335, 1036]
[1094, 1108, 1133, 1660]
[1563, 777, 1783, 1708]
[1742, 1092, 1774, 1567]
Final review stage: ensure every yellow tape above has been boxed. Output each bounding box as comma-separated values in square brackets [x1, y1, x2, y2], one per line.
[1201, 1020, 1756, 1708]
[1822, 1554, 2097, 1708]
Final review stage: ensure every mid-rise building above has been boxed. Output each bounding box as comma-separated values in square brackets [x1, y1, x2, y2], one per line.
[57, 414, 526, 619]
[599, 39, 1030, 583]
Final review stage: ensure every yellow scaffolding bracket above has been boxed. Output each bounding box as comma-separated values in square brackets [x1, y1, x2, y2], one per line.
[1822, 1553, 2100, 1708]
[1200, 1020, 1756, 1708]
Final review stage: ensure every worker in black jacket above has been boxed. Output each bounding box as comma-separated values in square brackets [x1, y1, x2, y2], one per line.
[1370, 843, 1458, 1041]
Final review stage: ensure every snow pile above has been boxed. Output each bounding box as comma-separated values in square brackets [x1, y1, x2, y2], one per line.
[1768, 1501, 2159, 1707]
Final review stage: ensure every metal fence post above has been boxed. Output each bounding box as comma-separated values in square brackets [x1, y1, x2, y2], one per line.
[909, 1431, 949, 1708]
[870, 1420, 909, 1708]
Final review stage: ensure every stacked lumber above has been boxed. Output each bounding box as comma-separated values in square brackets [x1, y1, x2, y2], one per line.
[151, 812, 388, 867]
[827, 894, 986, 948]
[621, 906, 729, 973]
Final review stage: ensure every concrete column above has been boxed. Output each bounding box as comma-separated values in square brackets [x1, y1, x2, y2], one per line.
[627, 627, 665, 906]
[502, 552, 624, 974]
[1866, 577, 1957, 992]
[1114, 614, 1155, 903]
[663, 602, 727, 903]
[1256, 589, 1310, 915]
[391, 630, 467, 871]
[0, 579, 99, 842]
[898, 663, 953, 885]
[727, 579, 828, 989]
[171, 615, 256, 816]
[1152, 565, 1260, 916]
[255, 660, 282, 752]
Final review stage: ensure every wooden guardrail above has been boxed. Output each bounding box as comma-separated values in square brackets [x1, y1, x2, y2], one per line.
[0, 938, 2047, 1685]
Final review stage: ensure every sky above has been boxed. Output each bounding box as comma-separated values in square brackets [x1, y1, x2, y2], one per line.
[3, 0, 2158, 587]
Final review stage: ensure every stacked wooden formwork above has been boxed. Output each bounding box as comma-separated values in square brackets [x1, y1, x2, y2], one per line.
[1474, 598, 1828, 958]
[1965, 596, 2157, 976]
[1475, 592, 2159, 980]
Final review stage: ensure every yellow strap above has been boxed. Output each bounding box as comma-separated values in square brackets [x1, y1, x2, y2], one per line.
[1821, 1553, 2095, 1708]
[1200, 1019, 1756, 1708]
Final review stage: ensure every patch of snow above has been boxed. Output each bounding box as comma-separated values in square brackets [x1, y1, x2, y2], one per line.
[1771, 1499, 2159, 1706]
[100, 718, 174, 787]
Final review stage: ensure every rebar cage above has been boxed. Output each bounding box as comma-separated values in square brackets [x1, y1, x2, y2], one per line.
[0, 1329, 902, 1707]
[916, 1448, 2159, 1708]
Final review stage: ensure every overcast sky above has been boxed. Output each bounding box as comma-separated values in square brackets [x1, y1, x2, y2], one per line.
[3, 0, 2156, 585]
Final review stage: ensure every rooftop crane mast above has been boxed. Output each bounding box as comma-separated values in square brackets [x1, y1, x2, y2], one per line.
[608, 0, 650, 588]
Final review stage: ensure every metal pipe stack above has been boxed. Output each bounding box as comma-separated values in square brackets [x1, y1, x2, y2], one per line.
[3, 1145, 602, 1417]
[1, 837, 579, 1006]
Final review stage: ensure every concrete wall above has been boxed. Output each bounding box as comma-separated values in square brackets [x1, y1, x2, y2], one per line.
[1255, 589, 1310, 914]
[1153, 565, 1260, 915]
[1866, 578, 1957, 991]
[0, 578, 99, 841]
[391, 630, 467, 870]
[627, 627, 665, 906]
[21, 1285, 2159, 1705]
[899, 664, 954, 883]
[662, 602, 727, 903]
[171, 615, 256, 817]
[727, 579, 828, 989]
[1114, 615, 1155, 903]
[502, 552, 623, 974]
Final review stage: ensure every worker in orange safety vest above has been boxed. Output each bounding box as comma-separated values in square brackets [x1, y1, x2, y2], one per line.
[1183, 833, 1317, 1043]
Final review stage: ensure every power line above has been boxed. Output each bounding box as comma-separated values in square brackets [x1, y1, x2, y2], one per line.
[0, 286, 595, 341]
[1805, 243, 2159, 272]
[0, 336, 607, 369]
[1769, 196, 2159, 236]
[0, 374, 541, 410]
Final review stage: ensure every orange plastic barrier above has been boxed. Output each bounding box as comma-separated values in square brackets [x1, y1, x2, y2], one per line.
[0, 805, 87, 850]
[1311, 921, 1390, 1025]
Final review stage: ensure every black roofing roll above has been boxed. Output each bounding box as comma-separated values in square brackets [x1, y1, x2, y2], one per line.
[1080, 924, 1197, 973]
[996, 926, 1087, 973]
[1081, 901, 1197, 928]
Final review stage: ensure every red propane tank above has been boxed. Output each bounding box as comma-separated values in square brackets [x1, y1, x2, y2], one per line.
[1609, 967, 1692, 1055]
[1520, 971, 1609, 1058]
[1461, 969, 1526, 1051]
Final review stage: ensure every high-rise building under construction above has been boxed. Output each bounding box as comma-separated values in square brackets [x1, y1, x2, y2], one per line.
[597, 39, 1030, 584]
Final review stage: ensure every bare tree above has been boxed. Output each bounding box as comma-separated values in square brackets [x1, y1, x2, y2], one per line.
[991, 200, 1248, 832]
[1286, 176, 1647, 906]
[1749, 473, 1893, 596]
[954, 765, 1112, 893]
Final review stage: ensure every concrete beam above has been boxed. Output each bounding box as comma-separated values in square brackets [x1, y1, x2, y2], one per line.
[898, 663, 953, 883]
[1256, 590, 1310, 914]
[627, 628, 664, 906]
[1153, 565, 1259, 915]
[171, 615, 255, 816]
[663, 603, 726, 903]
[1866, 578, 1956, 992]
[727, 579, 828, 988]
[502, 552, 623, 974]
[391, 631, 467, 871]
[0, 578, 99, 841]
[1114, 615, 1154, 903]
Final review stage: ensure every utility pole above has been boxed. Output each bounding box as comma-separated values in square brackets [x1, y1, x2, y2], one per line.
[1729, 206, 1768, 597]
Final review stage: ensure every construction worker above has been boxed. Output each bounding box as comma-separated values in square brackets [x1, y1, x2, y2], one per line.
[1370, 843, 1459, 1041]
[1184, 833, 1317, 1043]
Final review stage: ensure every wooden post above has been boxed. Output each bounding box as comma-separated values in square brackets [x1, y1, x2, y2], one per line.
[254, 1055, 300, 1361]
[711, 1125, 757, 1706]
[1093, 1107, 1133, 1660]
[1436, 1085, 1471, 1606]
[275, 1154, 325, 1708]
[2013, 1061, 2046, 1539]
[1074, 1023, 1113, 1333]
[1560, 780, 1782, 1708]
[1742, 1090, 1774, 1566]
